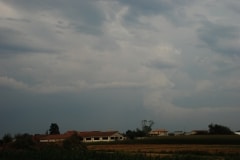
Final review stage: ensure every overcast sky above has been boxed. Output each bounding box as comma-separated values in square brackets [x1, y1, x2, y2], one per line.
[1, 0, 240, 136]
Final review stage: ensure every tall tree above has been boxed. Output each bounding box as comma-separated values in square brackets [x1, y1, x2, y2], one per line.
[142, 120, 154, 135]
[49, 123, 60, 135]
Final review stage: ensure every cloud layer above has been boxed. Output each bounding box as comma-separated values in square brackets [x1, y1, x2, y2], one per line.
[1, 0, 240, 135]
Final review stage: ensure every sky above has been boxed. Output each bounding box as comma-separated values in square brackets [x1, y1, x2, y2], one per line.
[0, 0, 240, 136]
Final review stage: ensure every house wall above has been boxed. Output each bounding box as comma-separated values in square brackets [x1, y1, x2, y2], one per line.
[40, 139, 64, 143]
[82, 133, 124, 142]
[149, 131, 168, 136]
[235, 132, 240, 135]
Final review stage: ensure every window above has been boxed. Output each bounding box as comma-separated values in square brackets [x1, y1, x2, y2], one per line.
[102, 137, 108, 140]
[94, 137, 100, 140]
[86, 138, 91, 141]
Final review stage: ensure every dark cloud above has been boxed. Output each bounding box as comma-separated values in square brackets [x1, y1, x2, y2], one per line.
[173, 90, 240, 108]
[197, 21, 240, 56]
[0, 27, 56, 55]
[3, 0, 105, 35]
[1, 0, 240, 135]
[0, 87, 146, 135]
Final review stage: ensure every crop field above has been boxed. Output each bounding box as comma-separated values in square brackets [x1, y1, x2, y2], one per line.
[88, 144, 240, 155]
[87, 136, 240, 159]
[1, 135, 240, 160]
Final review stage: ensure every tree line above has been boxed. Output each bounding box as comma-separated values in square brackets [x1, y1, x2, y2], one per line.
[0, 122, 237, 149]
[125, 121, 235, 139]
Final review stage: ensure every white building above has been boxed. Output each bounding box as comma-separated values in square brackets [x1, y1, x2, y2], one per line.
[235, 131, 240, 135]
[78, 131, 125, 142]
[38, 130, 125, 143]
[149, 129, 168, 136]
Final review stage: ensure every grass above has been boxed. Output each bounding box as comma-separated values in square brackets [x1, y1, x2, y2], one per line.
[1, 135, 240, 160]
[88, 135, 240, 145]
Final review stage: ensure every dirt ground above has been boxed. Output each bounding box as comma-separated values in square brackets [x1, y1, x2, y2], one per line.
[88, 144, 240, 155]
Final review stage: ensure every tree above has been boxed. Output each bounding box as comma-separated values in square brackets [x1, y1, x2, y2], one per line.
[208, 123, 234, 135]
[125, 130, 135, 139]
[142, 120, 154, 135]
[2, 133, 12, 144]
[49, 123, 60, 135]
[63, 132, 86, 151]
[13, 133, 35, 149]
[1, 133, 13, 149]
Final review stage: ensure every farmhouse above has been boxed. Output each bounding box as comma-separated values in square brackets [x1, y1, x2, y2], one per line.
[38, 130, 125, 143]
[149, 129, 168, 136]
[78, 131, 125, 142]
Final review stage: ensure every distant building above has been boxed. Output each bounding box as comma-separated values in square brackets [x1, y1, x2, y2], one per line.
[149, 129, 168, 136]
[38, 133, 72, 143]
[190, 130, 208, 135]
[174, 131, 185, 136]
[38, 130, 125, 143]
[78, 131, 125, 142]
[235, 131, 240, 135]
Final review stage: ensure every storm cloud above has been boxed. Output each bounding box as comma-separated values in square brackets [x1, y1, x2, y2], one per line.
[0, 0, 240, 136]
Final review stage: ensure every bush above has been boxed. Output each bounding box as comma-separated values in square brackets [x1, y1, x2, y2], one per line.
[63, 133, 86, 151]
[12, 133, 36, 149]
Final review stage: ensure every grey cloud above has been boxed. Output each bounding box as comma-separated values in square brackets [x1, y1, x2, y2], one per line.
[119, 0, 194, 26]
[197, 21, 240, 56]
[1, 0, 240, 135]
[0, 17, 31, 23]
[3, 0, 105, 35]
[173, 90, 240, 108]
[70, 23, 103, 35]
[144, 60, 177, 69]
[225, 1, 240, 14]
[212, 60, 240, 76]
[0, 27, 56, 55]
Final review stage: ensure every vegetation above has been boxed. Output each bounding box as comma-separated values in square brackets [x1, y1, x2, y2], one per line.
[90, 135, 240, 145]
[125, 120, 154, 139]
[1, 143, 240, 160]
[125, 129, 145, 139]
[141, 120, 154, 135]
[49, 123, 60, 135]
[2, 134, 12, 144]
[12, 133, 36, 149]
[208, 123, 234, 135]
[63, 132, 86, 150]
[1, 122, 240, 160]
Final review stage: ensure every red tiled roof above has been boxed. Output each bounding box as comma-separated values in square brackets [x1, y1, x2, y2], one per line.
[39, 130, 121, 141]
[39, 133, 72, 140]
[150, 129, 168, 132]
